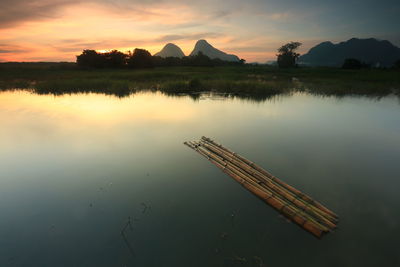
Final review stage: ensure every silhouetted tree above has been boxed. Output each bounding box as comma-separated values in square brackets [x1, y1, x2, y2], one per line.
[103, 50, 128, 68]
[152, 56, 184, 67]
[76, 50, 105, 68]
[77, 48, 246, 68]
[189, 52, 214, 66]
[277, 42, 302, 68]
[127, 49, 153, 68]
[151, 56, 165, 67]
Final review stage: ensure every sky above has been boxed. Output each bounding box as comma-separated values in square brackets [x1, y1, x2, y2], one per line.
[0, 0, 399, 62]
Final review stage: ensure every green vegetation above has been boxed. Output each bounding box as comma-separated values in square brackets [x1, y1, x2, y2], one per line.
[0, 62, 399, 101]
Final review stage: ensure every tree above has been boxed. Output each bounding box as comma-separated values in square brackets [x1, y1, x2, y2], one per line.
[127, 49, 153, 68]
[277, 42, 302, 68]
[76, 50, 105, 68]
[103, 50, 128, 68]
[189, 52, 214, 66]
[77, 48, 246, 68]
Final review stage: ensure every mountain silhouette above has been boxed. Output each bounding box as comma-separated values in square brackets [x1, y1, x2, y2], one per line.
[190, 40, 240, 62]
[154, 43, 185, 58]
[299, 38, 400, 67]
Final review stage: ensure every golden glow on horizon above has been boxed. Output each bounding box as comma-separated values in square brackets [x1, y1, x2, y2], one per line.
[0, 2, 274, 62]
[0, 91, 196, 125]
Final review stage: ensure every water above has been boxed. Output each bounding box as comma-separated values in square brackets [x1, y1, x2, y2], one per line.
[0, 90, 399, 267]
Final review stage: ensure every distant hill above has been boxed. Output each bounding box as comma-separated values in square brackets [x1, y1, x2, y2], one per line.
[299, 38, 400, 67]
[154, 43, 185, 58]
[190, 40, 240, 62]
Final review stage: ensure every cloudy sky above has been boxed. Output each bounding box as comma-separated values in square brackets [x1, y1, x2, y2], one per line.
[0, 0, 399, 62]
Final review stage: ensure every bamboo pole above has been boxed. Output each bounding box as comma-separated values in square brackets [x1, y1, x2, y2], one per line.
[185, 141, 329, 237]
[201, 136, 338, 219]
[197, 145, 332, 232]
[202, 136, 338, 219]
[197, 140, 338, 228]
[185, 142, 327, 238]
[192, 142, 334, 231]
[197, 141, 337, 230]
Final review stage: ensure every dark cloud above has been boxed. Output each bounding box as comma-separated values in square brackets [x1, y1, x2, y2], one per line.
[0, 50, 18, 53]
[0, 0, 167, 28]
[0, 0, 243, 29]
[0, 0, 81, 28]
[0, 44, 28, 54]
[1, 0, 400, 32]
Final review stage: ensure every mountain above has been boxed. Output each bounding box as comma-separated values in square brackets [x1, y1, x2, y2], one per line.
[190, 40, 240, 62]
[299, 38, 400, 67]
[154, 43, 185, 58]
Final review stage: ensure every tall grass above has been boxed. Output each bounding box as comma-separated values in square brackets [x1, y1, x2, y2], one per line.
[0, 63, 399, 100]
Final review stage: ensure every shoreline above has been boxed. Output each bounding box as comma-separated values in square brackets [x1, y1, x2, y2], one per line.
[1, 64, 399, 100]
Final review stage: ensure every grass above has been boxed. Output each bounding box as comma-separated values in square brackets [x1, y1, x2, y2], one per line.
[0, 62, 399, 100]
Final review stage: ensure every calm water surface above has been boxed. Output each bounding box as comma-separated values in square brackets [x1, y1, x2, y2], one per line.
[0, 91, 399, 267]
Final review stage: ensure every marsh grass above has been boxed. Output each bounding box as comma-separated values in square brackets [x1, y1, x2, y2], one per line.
[1, 63, 399, 100]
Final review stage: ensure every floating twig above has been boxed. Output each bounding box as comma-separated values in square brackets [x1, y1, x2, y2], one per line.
[121, 217, 135, 257]
[121, 232, 135, 257]
[121, 216, 133, 235]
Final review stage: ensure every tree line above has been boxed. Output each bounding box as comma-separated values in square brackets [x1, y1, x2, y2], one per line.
[76, 48, 245, 68]
[77, 44, 400, 69]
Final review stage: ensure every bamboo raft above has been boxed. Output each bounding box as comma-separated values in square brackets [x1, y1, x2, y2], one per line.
[184, 136, 338, 238]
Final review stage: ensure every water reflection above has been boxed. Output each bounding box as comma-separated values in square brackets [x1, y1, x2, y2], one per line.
[25, 85, 399, 103]
[32, 87, 286, 102]
[0, 91, 399, 266]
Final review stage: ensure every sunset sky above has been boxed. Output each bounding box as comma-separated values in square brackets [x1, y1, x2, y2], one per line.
[1, 0, 399, 63]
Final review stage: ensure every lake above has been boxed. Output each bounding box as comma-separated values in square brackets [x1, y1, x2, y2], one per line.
[1, 90, 399, 267]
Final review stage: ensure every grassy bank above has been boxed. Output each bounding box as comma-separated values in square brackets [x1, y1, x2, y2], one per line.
[1, 62, 399, 100]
